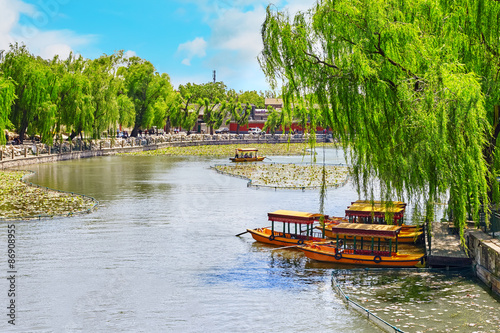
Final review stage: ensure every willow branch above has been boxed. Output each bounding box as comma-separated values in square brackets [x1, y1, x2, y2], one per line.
[303, 51, 338, 69]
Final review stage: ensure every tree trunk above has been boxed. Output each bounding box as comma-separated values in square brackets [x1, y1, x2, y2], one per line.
[131, 125, 139, 137]
[165, 118, 171, 134]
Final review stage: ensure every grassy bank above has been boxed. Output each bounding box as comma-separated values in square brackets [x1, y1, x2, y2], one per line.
[0, 170, 96, 220]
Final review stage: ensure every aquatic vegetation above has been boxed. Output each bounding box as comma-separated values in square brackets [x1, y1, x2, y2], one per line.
[335, 269, 500, 332]
[123, 143, 335, 157]
[213, 163, 349, 189]
[0, 170, 96, 220]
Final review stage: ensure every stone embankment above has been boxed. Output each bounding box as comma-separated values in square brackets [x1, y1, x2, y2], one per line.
[466, 229, 500, 298]
[1, 132, 317, 169]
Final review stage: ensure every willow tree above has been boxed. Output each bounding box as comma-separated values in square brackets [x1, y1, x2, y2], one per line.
[260, 0, 500, 239]
[0, 75, 16, 144]
[199, 97, 228, 134]
[170, 93, 200, 132]
[1, 44, 59, 144]
[263, 106, 280, 135]
[84, 53, 123, 139]
[119, 57, 175, 137]
[226, 100, 251, 134]
[52, 54, 94, 140]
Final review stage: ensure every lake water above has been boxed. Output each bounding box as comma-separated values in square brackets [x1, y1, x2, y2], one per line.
[1, 150, 498, 332]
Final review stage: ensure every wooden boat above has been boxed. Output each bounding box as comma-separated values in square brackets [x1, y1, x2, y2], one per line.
[247, 210, 327, 247]
[300, 223, 425, 267]
[318, 223, 423, 243]
[229, 148, 265, 162]
[345, 200, 407, 225]
[325, 200, 423, 243]
[315, 201, 423, 243]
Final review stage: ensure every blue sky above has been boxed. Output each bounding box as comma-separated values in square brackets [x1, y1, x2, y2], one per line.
[0, 0, 317, 92]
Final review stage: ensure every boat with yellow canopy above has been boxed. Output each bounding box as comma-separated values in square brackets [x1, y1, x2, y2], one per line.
[247, 210, 327, 247]
[300, 223, 425, 267]
[229, 148, 265, 162]
[317, 200, 423, 243]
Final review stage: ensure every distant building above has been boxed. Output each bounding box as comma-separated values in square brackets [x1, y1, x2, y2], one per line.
[265, 98, 283, 110]
[253, 108, 268, 121]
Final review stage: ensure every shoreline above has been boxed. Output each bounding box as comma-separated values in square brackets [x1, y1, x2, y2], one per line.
[0, 137, 331, 221]
[0, 133, 325, 170]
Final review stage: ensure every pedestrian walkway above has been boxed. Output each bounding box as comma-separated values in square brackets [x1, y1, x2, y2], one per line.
[427, 221, 471, 268]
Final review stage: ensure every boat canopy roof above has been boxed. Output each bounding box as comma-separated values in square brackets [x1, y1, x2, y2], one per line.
[330, 223, 401, 238]
[352, 200, 406, 208]
[235, 148, 258, 152]
[345, 200, 406, 220]
[268, 210, 327, 225]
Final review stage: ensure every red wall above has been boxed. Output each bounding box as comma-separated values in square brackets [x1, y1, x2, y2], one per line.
[229, 122, 325, 133]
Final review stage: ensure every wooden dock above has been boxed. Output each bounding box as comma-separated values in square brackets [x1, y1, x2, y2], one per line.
[426, 221, 472, 268]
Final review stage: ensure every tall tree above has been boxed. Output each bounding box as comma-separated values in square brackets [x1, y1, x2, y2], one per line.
[262, 106, 281, 135]
[179, 81, 227, 101]
[119, 57, 175, 137]
[227, 100, 252, 134]
[170, 93, 200, 132]
[199, 97, 227, 135]
[0, 74, 16, 144]
[260, 0, 500, 239]
[84, 53, 123, 139]
[52, 53, 94, 140]
[239, 90, 265, 108]
[1, 44, 59, 144]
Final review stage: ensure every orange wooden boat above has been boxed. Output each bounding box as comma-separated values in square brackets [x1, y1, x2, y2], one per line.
[247, 210, 327, 247]
[300, 223, 425, 267]
[345, 200, 407, 225]
[318, 223, 423, 243]
[229, 148, 265, 162]
[317, 200, 424, 243]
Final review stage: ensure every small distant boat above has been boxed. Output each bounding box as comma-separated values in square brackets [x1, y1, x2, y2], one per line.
[229, 148, 265, 162]
[247, 210, 327, 247]
[300, 223, 425, 267]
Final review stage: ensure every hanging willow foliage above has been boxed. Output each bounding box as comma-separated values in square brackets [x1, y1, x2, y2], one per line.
[0, 75, 16, 145]
[260, 0, 500, 241]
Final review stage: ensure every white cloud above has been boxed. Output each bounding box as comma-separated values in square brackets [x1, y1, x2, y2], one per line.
[0, 0, 93, 59]
[210, 7, 265, 54]
[123, 50, 137, 59]
[181, 1, 317, 91]
[174, 1, 317, 91]
[177, 37, 207, 66]
[281, 0, 318, 16]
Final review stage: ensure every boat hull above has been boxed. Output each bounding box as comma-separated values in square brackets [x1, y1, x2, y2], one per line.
[230, 157, 265, 162]
[247, 228, 323, 247]
[299, 244, 424, 268]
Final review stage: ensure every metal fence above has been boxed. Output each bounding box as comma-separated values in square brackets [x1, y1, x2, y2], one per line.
[489, 212, 500, 237]
[331, 270, 405, 333]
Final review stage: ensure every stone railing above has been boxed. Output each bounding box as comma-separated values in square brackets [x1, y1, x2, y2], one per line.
[0, 133, 330, 169]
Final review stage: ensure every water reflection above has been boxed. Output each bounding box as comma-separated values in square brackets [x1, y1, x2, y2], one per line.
[4, 152, 497, 332]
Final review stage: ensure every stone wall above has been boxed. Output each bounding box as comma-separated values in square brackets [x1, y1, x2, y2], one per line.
[466, 230, 500, 297]
[0, 150, 104, 169]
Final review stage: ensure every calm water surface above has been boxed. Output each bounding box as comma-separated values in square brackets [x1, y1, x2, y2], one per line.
[1, 151, 498, 332]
